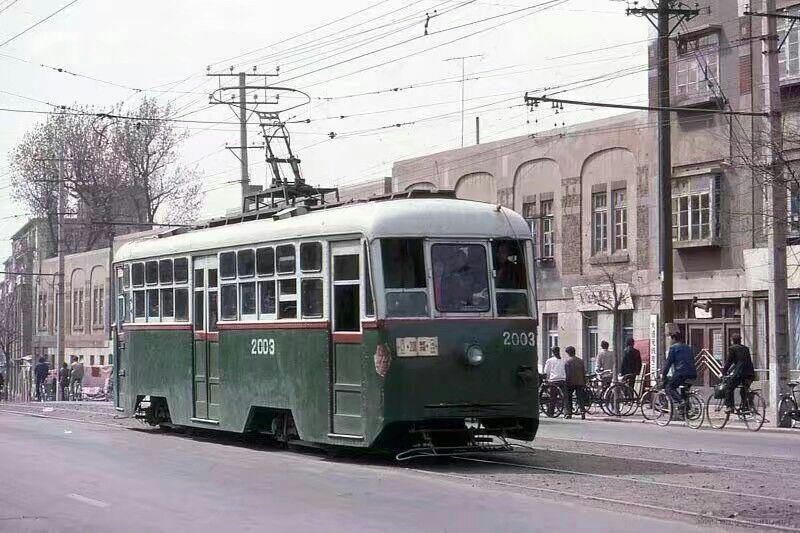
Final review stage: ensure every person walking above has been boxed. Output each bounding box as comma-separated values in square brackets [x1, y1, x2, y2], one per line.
[619, 337, 642, 391]
[662, 331, 697, 408]
[34, 357, 49, 401]
[563, 346, 587, 419]
[596, 340, 615, 389]
[58, 362, 70, 401]
[542, 346, 566, 417]
[722, 334, 755, 414]
[69, 356, 84, 401]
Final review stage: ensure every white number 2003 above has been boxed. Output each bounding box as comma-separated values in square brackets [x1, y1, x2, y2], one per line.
[503, 331, 536, 347]
[250, 338, 276, 356]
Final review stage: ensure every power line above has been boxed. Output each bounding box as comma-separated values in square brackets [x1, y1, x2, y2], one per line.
[0, 0, 81, 49]
[0, 0, 21, 16]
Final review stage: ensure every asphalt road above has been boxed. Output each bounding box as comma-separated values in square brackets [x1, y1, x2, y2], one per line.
[0, 411, 725, 533]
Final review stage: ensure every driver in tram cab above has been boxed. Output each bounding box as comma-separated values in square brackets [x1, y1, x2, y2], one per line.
[495, 242, 524, 289]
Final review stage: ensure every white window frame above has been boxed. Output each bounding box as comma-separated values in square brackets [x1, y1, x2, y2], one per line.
[592, 191, 608, 255]
[612, 188, 628, 253]
[675, 32, 719, 98]
[540, 199, 554, 259]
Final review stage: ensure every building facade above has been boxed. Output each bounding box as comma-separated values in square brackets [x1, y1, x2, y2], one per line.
[32, 247, 113, 367]
[392, 0, 800, 381]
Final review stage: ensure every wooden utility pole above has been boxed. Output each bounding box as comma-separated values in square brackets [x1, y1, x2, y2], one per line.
[55, 154, 65, 401]
[626, 0, 698, 371]
[748, 1, 790, 426]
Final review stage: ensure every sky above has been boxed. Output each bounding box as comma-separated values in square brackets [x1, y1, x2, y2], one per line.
[0, 0, 650, 263]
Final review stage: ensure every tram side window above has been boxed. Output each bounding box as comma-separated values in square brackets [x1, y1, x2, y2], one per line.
[132, 263, 144, 287]
[259, 280, 276, 316]
[193, 290, 204, 330]
[134, 291, 145, 318]
[174, 258, 189, 284]
[300, 242, 322, 272]
[238, 249, 255, 278]
[159, 259, 173, 284]
[161, 288, 174, 318]
[278, 279, 297, 319]
[257, 247, 275, 276]
[364, 243, 375, 318]
[175, 288, 189, 321]
[221, 284, 238, 320]
[381, 239, 428, 318]
[492, 240, 530, 316]
[147, 289, 160, 319]
[220, 252, 236, 280]
[123, 264, 131, 289]
[301, 279, 323, 318]
[240, 282, 256, 317]
[145, 261, 158, 285]
[277, 244, 296, 274]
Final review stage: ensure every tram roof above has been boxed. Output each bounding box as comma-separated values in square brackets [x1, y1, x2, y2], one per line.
[114, 198, 531, 263]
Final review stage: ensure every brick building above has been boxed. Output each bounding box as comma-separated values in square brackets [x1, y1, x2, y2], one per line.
[392, 1, 800, 381]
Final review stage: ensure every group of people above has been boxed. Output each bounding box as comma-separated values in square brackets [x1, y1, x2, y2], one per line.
[542, 330, 755, 418]
[542, 337, 643, 419]
[34, 355, 85, 401]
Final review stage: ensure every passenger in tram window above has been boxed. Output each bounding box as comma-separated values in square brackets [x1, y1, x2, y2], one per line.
[494, 242, 525, 290]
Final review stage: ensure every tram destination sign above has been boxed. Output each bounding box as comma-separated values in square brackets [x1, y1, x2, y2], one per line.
[396, 337, 439, 357]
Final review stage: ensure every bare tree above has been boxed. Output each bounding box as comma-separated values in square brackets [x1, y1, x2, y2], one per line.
[0, 280, 20, 399]
[10, 97, 203, 255]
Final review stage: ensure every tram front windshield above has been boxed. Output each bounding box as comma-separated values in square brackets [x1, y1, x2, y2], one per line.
[380, 238, 530, 317]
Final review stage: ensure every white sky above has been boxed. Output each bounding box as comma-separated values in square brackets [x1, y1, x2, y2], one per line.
[0, 0, 649, 263]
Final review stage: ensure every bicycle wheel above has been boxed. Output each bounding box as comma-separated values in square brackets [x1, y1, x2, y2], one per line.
[705, 395, 729, 429]
[778, 396, 798, 428]
[621, 385, 638, 416]
[654, 391, 672, 426]
[640, 389, 657, 420]
[603, 385, 623, 416]
[743, 391, 766, 432]
[685, 393, 704, 429]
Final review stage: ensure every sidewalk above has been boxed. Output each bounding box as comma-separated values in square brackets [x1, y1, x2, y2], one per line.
[580, 411, 799, 434]
[0, 400, 140, 428]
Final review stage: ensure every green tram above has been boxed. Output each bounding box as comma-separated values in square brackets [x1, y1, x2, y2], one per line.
[113, 195, 539, 454]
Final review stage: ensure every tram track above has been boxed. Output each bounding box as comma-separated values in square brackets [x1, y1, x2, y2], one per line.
[408, 464, 800, 533]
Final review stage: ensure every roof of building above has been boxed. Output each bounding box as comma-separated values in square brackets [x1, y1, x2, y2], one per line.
[115, 197, 530, 262]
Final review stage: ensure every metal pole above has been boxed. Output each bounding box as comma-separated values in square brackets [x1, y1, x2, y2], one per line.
[460, 59, 465, 147]
[238, 72, 250, 195]
[475, 116, 480, 145]
[55, 154, 65, 401]
[657, 0, 674, 368]
[763, 0, 789, 426]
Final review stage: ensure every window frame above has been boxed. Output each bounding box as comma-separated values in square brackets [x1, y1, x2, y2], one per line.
[675, 31, 719, 99]
[540, 199, 554, 259]
[612, 188, 628, 253]
[430, 241, 492, 316]
[121, 255, 191, 324]
[592, 191, 608, 255]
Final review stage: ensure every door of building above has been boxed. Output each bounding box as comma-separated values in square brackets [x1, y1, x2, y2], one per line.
[329, 241, 364, 437]
[192, 256, 221, 422]
[684, 323, 741, 387]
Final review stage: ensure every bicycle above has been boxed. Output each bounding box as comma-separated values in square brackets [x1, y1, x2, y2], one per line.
[706, 376, 766, 432]
[583, 370, 614, 415]
[603, 375, 638, 417]
[778, 380, 800, 428]
[538, 379, 564, 418]
[655, 380, 704, 429]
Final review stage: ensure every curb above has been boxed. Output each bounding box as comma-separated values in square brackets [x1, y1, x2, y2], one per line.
[579, 414, 799, 434]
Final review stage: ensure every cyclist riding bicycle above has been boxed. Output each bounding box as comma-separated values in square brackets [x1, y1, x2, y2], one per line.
[662, 331, 697, 408]
[722, 334, 755, 414]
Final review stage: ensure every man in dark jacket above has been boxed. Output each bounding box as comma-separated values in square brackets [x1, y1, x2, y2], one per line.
[723, 334, 755, 413]
[619, 337, 642, 390]
[563, 346, 587, 420]
[34, 356, 49, 401]
[662, 331, 697, 406]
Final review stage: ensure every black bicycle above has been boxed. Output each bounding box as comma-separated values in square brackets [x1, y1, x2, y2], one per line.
[655, 380, 704, 429]
[778, 380, 800, 428]
[706, 376, 766, 432]
[538, 379, 564, 418]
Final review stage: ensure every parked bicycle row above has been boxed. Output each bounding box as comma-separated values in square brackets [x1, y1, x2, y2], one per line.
[539, 331, 799, 432]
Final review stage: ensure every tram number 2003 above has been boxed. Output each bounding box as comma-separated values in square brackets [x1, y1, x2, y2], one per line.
[250, 338, 276, 356]
[502, 331, 536, 347]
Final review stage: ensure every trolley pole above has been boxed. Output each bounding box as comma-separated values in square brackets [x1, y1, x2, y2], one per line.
[445, 55, 481, 148]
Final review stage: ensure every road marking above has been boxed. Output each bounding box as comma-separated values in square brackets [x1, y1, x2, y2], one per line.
[67, 493, 109, 508]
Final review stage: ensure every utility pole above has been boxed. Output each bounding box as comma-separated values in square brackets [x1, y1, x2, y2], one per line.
[55, 154, 65, 402]
[626, 0, 698, 371]
[747, 2, 791, 426]
[475, 116, 480, 145]
[445, 54, 481, 147]
[207, 68, 278, 199]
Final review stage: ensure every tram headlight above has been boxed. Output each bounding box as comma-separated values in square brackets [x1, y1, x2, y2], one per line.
[465, 344, 485, 366]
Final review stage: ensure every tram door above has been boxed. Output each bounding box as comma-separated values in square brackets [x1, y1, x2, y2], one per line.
[329, 241, 364, 437]
[192, 256, 221, 421]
